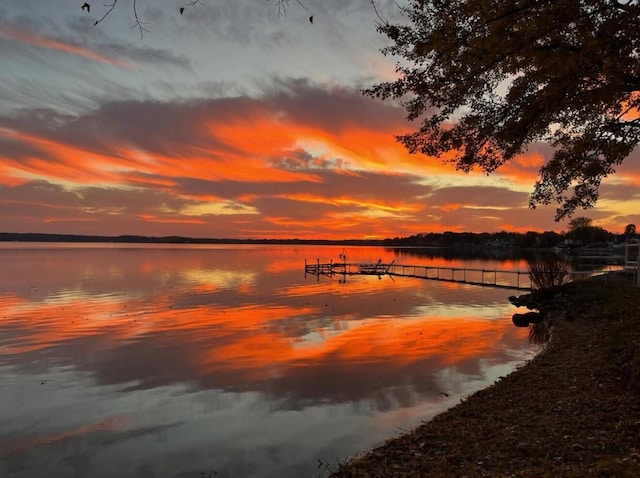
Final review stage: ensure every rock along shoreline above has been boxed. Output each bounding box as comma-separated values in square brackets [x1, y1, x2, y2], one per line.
[331, 274, 640, 477]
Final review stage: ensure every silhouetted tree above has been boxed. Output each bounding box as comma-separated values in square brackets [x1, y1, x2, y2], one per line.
[566, 216, 611, 244]
[568, 217, 594, 232]
[538, 231, 563, 249]
[366, 1, 640, 220]
[625, 223, 637, 236]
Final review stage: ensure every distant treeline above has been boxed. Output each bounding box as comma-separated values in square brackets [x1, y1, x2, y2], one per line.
[0, 232, 385, 246]
[382, 231, 563, 248]
[0, 228, 621, 248]
[382, 229, 617, 248]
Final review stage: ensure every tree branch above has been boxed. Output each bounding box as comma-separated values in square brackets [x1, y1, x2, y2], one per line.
[370, 0, 389, 27]
[132, 0, 150, 39]
[273, 0, 310, 17]
[93, 0, 119, 28]
[89, 1, 309, 37]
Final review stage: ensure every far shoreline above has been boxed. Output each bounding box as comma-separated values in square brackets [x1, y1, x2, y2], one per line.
[0, 232, 388, 246]
[0, 231, 588, 253]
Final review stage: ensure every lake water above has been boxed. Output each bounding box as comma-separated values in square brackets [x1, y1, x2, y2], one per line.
[0, 244, 540, 478]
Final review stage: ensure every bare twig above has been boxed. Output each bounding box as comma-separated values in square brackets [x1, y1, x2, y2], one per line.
[370, 0, 388, 26]
[92, 0, 149, 39]
[90, 0, 307, 37]
[182, 0, 205, 8]
[295, 0, 310, 12]
[93, 0, 119, 28]
[132, 0, 150, 39]
[273, 0, 310, 17]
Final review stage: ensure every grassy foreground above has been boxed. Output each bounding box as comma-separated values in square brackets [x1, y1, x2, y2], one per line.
[331, 275, 640, 477]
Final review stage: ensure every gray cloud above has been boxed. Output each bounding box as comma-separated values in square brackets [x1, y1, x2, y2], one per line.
[1, 78, 407, 165]
[427, 186, 529, 209]
[599, 183, 640, 202]
[173, 167, 428, 202]
[261, 77, 407, 133]
[0, 181, 193, 222]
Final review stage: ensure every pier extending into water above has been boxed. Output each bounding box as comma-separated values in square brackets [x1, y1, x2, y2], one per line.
[304, 259, 533, 291]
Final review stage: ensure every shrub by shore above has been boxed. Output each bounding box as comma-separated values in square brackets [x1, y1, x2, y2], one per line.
[331, 274, 640, 477]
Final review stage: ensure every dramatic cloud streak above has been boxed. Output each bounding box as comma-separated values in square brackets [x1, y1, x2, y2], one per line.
[1, 1, 639, 237]
[0, 25, 129, 67]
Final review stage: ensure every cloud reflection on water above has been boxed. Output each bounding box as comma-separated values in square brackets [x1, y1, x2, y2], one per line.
[0, 244, 538, 477]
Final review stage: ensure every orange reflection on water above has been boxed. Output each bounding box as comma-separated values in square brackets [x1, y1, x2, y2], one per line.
[0, 245, 541, 478]
[0, 416, 129, 460]
[1, 294, 149, 356]
[1, 286, 521, 386]
[0, 245, 534, 396]
[322, 315, 513, 367]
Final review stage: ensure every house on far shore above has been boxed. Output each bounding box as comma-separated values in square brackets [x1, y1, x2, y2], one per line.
[485, 238, 513, 248]
[623, 238, 640, 286]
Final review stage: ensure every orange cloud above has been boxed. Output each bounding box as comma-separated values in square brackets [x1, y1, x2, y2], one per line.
[499, 150, 548, 185]
[0, 129, 121, 185]
[136, 214, 206, 225]
[279, 193, 420, 214]
[0, 26, 129, 67]
[6, 80, 634, 238]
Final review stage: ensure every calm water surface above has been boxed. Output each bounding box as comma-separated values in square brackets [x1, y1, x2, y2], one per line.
[0, 244, 540, 478]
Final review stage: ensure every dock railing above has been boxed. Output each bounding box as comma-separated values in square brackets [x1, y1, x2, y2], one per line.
[625, 241, 640, 286]
[306, 253, 639, 289]
[305, 260, 533, 291]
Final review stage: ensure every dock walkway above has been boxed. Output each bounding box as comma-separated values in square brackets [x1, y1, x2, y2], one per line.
[304, 259, 533, 291]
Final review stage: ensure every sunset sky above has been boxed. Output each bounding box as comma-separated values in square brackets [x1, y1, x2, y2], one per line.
[2, 0, 640, 239]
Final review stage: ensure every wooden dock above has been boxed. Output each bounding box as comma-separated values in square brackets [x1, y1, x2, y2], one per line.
[305, 259, 533, 291]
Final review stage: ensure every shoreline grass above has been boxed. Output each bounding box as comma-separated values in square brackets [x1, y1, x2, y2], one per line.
[331, 274, 640, 477]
